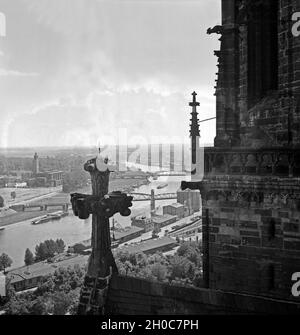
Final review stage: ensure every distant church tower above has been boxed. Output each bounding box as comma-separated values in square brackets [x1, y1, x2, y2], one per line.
[33, 152, 39, 174]
[189, 91, 200, 177]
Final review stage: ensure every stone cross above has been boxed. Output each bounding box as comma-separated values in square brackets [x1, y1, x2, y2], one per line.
[75, 153, 133, 315]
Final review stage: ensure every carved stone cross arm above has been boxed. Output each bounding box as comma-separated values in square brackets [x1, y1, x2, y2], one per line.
[70, 192, 133, 220]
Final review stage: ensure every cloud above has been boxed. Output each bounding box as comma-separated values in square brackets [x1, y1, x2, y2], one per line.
[0, 0, 220, 147]
[21, 0, 101, 38]
[0, 68, 39, 76]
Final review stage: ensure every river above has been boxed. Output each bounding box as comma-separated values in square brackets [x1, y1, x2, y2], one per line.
[0, 175, 191, 269]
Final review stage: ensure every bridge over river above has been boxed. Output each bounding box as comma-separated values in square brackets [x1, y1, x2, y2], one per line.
[10, 190, 177, 213]
[153, 171, 188, 177]
[130, 191, 177, 210]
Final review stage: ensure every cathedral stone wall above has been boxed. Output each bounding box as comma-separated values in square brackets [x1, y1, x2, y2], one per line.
[105, 275, 300, 315]
[201, 0, 300, 304]
[201, 175, 300, 301]
[214, 0, 300, 148]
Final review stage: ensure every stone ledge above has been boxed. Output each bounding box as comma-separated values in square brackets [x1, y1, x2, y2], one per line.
[106, 275, 300, 315]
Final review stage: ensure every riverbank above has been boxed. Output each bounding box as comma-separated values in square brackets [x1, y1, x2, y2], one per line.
[0, 186, 62, 206]
[0, 208, 67, 228]
[0, 176, 150, 228]
[0, 175, 183, 268]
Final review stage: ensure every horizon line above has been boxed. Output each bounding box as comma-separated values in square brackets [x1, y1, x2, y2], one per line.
[0, 143, 214, 150]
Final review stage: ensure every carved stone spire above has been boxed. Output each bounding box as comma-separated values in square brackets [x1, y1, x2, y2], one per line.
[189, 91, 200, 138]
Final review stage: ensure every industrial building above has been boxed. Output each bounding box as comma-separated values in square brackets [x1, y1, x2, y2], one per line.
[119, 237, 178, 255]
[151, 214, 177, 229]
[112, 226, 145, 244]
[177, 188, 201, 212]
[0, 153, 63, 188]
[131, 215, 154, 232]
[163, 203, 185, 219]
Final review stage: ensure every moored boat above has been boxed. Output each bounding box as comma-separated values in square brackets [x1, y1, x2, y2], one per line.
[31, 211, 69, 225]
[157, 183, 168, 189]
[32, 216, 51, 225]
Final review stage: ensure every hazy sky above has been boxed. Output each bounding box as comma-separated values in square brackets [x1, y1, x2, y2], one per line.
[0, 0, 220, 148]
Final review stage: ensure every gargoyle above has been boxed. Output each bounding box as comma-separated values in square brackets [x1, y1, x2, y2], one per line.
[207, 25, 223, 35]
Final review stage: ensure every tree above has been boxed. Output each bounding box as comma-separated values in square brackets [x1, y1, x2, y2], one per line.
[192, 271, 203, 288]
[150, 263, 167, 281]
[0, 253, 12, 272]
[4, 297, 31, 315]
[55, 239, 66, 254]
[176, 242, 202, 267]
[169, 255, 195, 281]
[72, 243, 87, 254]
[44, 239, 58, 257]
[35, 242, 49, 262]
[24, 249, 34, 266]
[35, 276, 55, 296]
[4, 265, 86, 315]
[0, 195, 4, 208]
[35, 239, 66, 262]
[123, 260, 134, 276]
[148, 252, 166, 265]
[52, 291, 72, 315]
[36, 266, 85, 295]
[30, 296, 51, 315]
[177, 243, 191, 257]
[135, 253, 148, 268]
